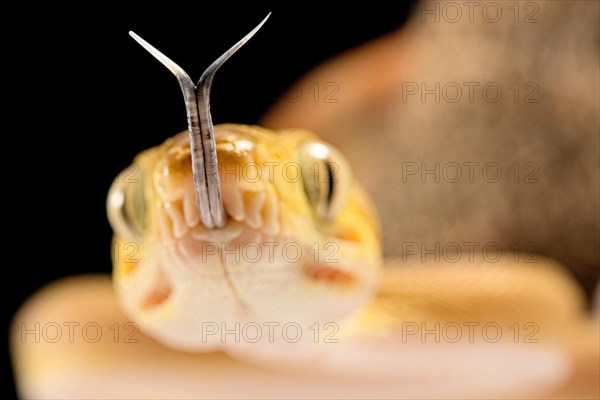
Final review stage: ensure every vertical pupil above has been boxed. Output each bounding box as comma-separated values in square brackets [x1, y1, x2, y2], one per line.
[299, 142, 349, 221]
[325, 162, 335, 207]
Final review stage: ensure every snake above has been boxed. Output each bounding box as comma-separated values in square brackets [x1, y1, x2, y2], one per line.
[106, 16, 596, 397]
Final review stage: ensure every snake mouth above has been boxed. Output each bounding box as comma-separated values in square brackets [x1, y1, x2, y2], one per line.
[153, 127, 287, 242]
[155, 178, 281, 245]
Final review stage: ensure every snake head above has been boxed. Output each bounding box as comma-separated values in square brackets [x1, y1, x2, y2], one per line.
[107, 18, 382, 351]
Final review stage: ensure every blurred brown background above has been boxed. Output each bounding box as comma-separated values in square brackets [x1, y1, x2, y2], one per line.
[264, 0, 600, 300]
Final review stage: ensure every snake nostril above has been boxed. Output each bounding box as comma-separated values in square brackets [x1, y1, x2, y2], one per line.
[304, 264, 356, 285]
[140, 268, 173, 310]
[141, 286, 172, 310]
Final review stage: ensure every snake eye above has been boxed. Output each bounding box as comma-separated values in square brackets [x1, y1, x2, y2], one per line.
[107, 164, 147, 240]
[299, 141, 352, 220]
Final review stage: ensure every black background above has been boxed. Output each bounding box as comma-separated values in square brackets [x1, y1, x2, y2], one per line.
[5, 4, 415, 397]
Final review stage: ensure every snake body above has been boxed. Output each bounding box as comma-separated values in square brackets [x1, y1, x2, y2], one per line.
[103, 16, 596, 397]
[107, 123, 591, 395]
